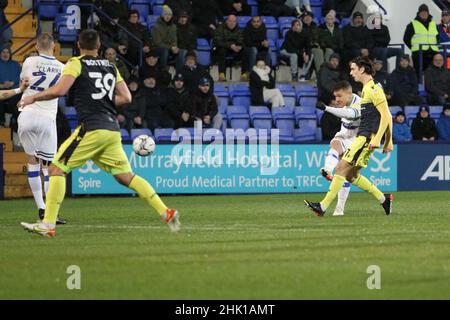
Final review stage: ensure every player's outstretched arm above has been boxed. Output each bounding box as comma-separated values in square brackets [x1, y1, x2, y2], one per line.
[0, 78, 29, 101]
[317, 102, 360, 120]
[19, 75, 75, 107]
[114, 80, 132, 107]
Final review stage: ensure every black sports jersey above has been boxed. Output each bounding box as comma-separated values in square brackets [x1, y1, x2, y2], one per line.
[63, 55, 123, 131]
[358, 80, 386, 138]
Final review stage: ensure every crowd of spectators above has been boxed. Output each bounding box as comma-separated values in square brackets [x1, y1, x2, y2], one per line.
[2, 0, 450, 141]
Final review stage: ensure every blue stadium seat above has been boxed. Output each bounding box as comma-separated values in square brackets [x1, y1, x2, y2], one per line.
[276, 128, 295, 143]
[227, 106, 250, 130]
[237, 16, 252, 28]
[203, 128, 224, 143]
[262, 16, 279, 40]
[229, 84, 251, 97]
[39, 1, 59, 20]
[340, 18, 351, 27]
[272, 106, 295, 133]
[152, 4, 163, 16]
[299, 96, 318, 108]
[121, 129, 132, 143]
[68, 120, 78, 129]
[246, 128, 271, 142]
[389, 106, 403, 117]
[418, 83, 426, 97]
[58, 97, 66, 108]
[404, 105, 420, 121]
[247, 0, 258, 16]
[268, 39, 278, 67]
[214, 83, 228, 94]
[249, 106, 272, 130]
[277, 84, 296, 107]
[429, 106, 443, 118]
[130, 128, 153, 140]
[294, 122, 317, 142]
[311, 6, 322, 19]
[55, 14, 79, 43]
[218, 96, 229, 108]
[295, 106, 316, 120]
[232, 97, 251, 109]
[154, 128, 174, 142]
[197, 38, 212, 66]
[64, 106, 77, 120]
[316, 109, 324, 123]
[147, 15, 159, 29]
[130, 3, 151, 20]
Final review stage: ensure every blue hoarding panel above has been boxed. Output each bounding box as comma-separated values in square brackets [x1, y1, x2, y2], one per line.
[72, 144, 397, 194]
[398, 144, 450, 191]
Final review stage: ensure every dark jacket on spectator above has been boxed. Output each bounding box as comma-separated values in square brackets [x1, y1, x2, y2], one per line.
[249, 66, 276, 106]
[118, 85, 146, 130]
[164, 0, 193, 18]
[437, 111, 450, 140]
[152, 17, 177, 49]
[411, 111, 438, 140]
[319, 23, 344, 52]
[317, 62, 343, 104]
[281, 29, 311, 56]
[102, 0, 129, 23]
[191, 0, 223, 30]
[140, 63, 172, 88]
[99, 20, 128, 52]
[178, 63, 213, 93]
[177, 18, 197, 51]
[243, 20, 268, 50]
[190, 88, 218, 119]
[213, 22, 244, 49]
[343, 24, 374, 51]
[302, 21, 321, 48]
[393, 122, 412, 142]
[166, 82, 194, 127]
[141, 85, 168, 119]
[219, 0, 251, 16]
[374, 70, 392, 96]
[319, 22, 344, 52]
[321, 111, 341, 140]
[390, 65, 419, 97]
[370, 24, 390, 48]
[424, 64, 450, 97]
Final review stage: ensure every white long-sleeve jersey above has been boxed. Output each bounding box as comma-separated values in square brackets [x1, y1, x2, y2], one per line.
[325, 93, 361, 139]
[20, 54, 64, 120]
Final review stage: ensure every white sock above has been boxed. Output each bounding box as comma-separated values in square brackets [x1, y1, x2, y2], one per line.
[379, 195, 386, 204]
[42, 167, 49, 195]
[335, 182, 351, 213]
[28, 163, 45, 210]
[324, 149, 340, 173]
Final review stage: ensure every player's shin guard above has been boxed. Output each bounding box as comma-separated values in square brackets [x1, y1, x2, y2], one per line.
[129, 175, 168, 215]
[324, 149, 340, 173]
[42, 166, 49, 195]
[28, 163, 45, 210]
[43, 175, 66, 226]
[335, 182, 351, 213]
[320, 174, 346, 210]
[352, 174, 384, 202]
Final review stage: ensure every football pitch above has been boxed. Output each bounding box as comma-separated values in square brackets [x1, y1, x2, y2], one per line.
[1, 191, 449, 300]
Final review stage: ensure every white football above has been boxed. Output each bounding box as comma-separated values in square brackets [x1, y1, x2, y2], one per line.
[132, 135, 155, 156]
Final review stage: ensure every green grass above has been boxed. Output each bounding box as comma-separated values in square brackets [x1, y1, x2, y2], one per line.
[1, 191, 450, 299]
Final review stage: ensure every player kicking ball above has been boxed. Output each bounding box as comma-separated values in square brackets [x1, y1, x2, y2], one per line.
[305, 57, 393, 216]
[316, 80, 361, 216]
[20, 29, 180, 237]
[18, 33, 67, 225]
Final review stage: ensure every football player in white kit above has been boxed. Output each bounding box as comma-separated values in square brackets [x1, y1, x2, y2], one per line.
[18, 33, 66, 224]
[316, 81, 361, 216]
